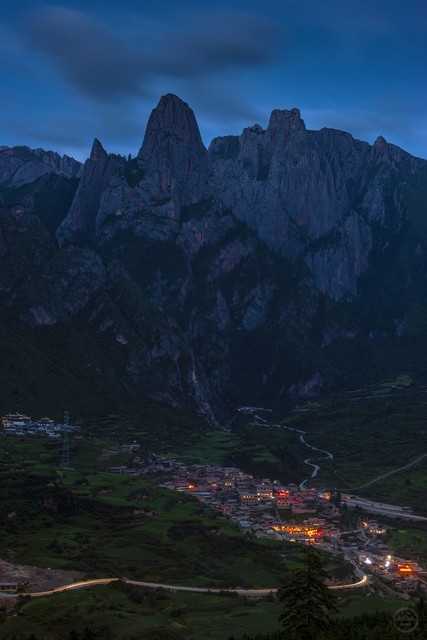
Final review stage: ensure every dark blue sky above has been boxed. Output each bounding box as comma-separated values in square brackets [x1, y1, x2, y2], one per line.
[1, 0, 426, 161]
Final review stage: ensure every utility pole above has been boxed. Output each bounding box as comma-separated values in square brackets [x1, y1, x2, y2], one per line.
[61, 409, 70, 469]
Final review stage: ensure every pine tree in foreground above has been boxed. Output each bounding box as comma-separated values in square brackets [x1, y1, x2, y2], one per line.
[277, 544, 337, 640]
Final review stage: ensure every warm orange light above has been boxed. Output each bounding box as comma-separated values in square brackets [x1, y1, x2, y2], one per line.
[272, 524, 321, 537]
[187, 484, 195, 490]
[398, 565, 413, 573]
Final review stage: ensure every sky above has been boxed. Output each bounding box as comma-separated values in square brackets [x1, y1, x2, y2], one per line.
[1, 0, 426, 162]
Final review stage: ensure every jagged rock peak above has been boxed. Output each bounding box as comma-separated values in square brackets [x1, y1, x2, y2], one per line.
[267, 107, 306, 136]
[137, 93, 207, 160]
[89, 138, 108, 161]
[373, 135, 388, 152]
[56, 138, 125, 246]
[371, 134, 413, 167]
[136, 93, 208, 204]
[0, 145, 81, 187]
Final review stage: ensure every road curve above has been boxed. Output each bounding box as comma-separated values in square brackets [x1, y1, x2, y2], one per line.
[3, 574, 368, 599]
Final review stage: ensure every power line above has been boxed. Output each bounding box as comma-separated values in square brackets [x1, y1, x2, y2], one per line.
[61, 409, 70, 469]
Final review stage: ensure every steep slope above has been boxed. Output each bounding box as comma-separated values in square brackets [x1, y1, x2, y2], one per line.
[208, 114, 424, 301]
[0, 206, 218, 422]
[1, 94, 427, 423]
[0, 146, 81, 237]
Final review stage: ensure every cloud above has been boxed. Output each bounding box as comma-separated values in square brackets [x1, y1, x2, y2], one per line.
[9, 117, 90, 148]
[282, 0, 425, 36]
[302, 104, 427, 157]
[145, 10, 281, 77]
[23, 6, 281, 104]
[24, 7, 146, 101]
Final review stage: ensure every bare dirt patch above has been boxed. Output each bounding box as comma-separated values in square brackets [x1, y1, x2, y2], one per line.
[0, 557, 85, 594]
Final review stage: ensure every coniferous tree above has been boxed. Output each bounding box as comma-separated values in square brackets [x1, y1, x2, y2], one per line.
[414, 596, 427, 638]
[278, 544, 337, 640]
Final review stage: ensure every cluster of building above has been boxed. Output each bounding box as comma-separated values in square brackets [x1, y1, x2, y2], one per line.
[3, 414, 426, 598]
[154, 456, 341, 542]
[349, 545, 427, 595]
[107, 443, 141, 474]
[1, 412, 77, 439]
[0, 582, 25, 594]
[149, 455, 427, 596]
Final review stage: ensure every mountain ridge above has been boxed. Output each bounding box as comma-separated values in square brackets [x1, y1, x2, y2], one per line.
[1, 94, 427, 424]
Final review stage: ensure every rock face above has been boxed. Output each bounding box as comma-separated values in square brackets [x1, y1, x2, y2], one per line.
[0, 145, 81, 234]
[57, 94, 420, 302]
[137, 93, 209, 206]
[209, 117, 387, 299]
[0, 145, 81, 187]
[57, 139, 125, 244]
[2, 94, 427, 421]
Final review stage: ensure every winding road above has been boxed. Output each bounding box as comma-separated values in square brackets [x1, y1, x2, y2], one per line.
[283, 426, 334, 489]
[249, 409, 334, 489]
[0, 408, 370, 603]
[253, 410, 427, 496]
[2, 574, 369, 599]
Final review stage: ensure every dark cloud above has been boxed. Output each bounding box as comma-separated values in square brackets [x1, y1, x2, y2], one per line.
[3, 1, 423, 161]
[145, 10, 281, 77]
[6, 105, 145, 161]
[174, 76, 268, 138]
[10, 118, 89, 148]
[23, 6, 281, 103]
[24, 7, 146, 101]
[302, 105, 426, 156]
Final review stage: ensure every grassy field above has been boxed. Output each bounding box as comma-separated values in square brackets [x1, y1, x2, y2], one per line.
[0, 581, 406, 640]
[42, 381, 427, 512]
[268, 383, 427, 507]
[2, 585, 264, 640]
[384, 521, 427, 563]
[0, 436, 300, 589]
[1, 381, 427, 639]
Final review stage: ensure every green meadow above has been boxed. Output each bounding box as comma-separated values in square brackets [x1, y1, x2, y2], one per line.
[0, 581, 404, 640]
[1, 381, 427, 638]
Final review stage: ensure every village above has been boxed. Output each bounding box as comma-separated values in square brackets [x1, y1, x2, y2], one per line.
[1, 412, 79, 439]
[143, 454, 427, 597]
[2, 411, 427, 598]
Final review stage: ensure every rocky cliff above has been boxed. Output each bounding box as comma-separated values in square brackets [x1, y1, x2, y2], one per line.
[1, 95, 427, 422]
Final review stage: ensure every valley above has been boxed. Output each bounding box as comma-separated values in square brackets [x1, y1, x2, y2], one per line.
[1, 93, 427, 639]
[1, 387, 427, 639]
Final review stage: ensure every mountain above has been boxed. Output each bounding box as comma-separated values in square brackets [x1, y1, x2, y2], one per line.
[1, 94, 427, 424]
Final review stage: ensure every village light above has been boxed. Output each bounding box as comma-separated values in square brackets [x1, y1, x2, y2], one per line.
[398, 565, 413, 574]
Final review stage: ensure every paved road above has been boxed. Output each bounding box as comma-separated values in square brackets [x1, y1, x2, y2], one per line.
[344, 452, 427, 491]
[3, 573, 368, 599]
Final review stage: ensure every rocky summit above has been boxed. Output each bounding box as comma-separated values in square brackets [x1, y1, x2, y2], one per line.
[1, 94, 427, 423]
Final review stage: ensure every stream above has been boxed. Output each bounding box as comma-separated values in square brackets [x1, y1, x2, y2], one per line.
[237, 406, 334, 489]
